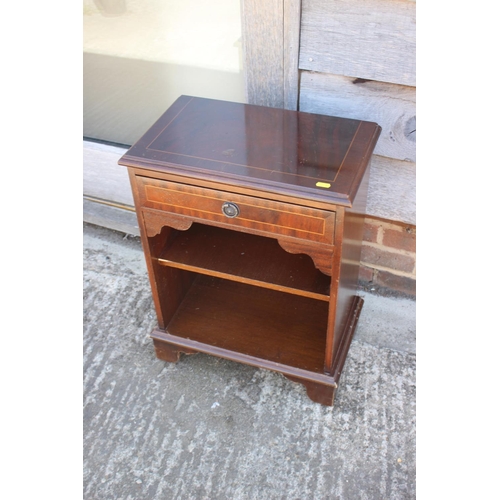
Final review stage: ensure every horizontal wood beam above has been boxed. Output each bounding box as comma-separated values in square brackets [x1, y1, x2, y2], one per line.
[299, 0, 416, 86]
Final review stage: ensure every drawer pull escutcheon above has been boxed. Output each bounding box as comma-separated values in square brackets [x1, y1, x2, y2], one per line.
[222, 201, 240, 218]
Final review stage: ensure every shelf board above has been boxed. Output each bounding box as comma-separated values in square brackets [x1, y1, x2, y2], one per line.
[157, 224, 331, 301]
[166, 275, 329, 374]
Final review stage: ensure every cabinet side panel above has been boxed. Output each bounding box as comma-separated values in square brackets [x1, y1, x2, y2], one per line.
[326, 163, 370, 373]
[128, 169, 166, 327]
[147, 226, 196, 329]
[335, 163, 370, 333]
[128, 169, 195, 329]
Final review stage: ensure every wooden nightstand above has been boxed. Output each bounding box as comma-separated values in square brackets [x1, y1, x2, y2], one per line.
[118, 96, 381, 405]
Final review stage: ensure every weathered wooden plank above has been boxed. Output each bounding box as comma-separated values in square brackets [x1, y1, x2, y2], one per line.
[284, 0, 302, 110]
[83, 140, 133, 206]
[299, 71, 416, 162]
[366, 155, 415, 226]
[241, 0, 284, 108]
[299, 0, 416, 86]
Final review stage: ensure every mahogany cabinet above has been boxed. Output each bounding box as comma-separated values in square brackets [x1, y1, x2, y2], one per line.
[118, 96, 381, 405]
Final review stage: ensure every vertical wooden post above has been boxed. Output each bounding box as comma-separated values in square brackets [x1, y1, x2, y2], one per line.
[241, 0, 301, 110]
[284, 0, 302, 110]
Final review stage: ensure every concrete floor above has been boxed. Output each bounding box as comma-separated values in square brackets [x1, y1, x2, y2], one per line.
[83, 222, 416, 499]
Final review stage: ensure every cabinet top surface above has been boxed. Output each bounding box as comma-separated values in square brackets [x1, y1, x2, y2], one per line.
[119, 96, 381, 206]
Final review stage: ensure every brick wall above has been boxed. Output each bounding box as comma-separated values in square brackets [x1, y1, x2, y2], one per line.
[359, 217, 416, 297]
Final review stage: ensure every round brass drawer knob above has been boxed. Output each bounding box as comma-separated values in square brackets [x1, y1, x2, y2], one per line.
[221, 201, 240, 218]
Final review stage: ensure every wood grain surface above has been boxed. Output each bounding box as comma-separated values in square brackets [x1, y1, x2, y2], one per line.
[119, 96, 381, 207]
[284, 0, 303, 110]
[136, 176, 336, 244]
[299, 0, 416, 86]
[164, 275, 330, 374]
[241, 0, 284, 108]
[300, 72, 416, 162]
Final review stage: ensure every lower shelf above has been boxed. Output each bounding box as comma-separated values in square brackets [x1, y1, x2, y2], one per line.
[164, 275, 329, 374]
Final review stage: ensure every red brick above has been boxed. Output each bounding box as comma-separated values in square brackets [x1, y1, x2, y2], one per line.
[363, 221, 380, 243]
[382, 226, 416, 253]
[361, 245, 415, 274]
[376, 270, 416, 297]
[358, 265, 374, 283]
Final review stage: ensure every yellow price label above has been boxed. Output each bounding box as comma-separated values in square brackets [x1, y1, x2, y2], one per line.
[316, 182, 331, 188]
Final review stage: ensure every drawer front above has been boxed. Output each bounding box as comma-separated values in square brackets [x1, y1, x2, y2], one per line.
[136, 176, 335, 244]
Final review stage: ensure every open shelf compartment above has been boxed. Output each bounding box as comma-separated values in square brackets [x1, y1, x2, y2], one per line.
[156, 223, 331, 301]
[165, 275, 329, 374]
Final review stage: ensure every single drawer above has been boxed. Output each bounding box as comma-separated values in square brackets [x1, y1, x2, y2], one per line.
[136, 176, 335, 244]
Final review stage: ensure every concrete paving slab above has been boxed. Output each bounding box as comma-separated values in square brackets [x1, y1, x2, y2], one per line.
[83, 222, 416, 499]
